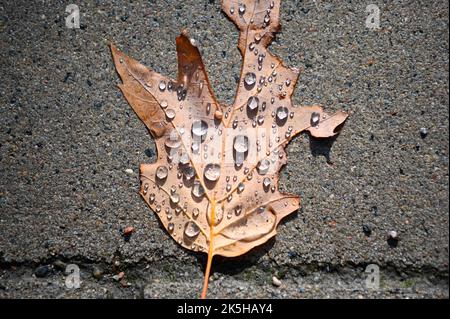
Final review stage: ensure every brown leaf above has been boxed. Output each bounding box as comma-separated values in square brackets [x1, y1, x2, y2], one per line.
[110, 0, 348, 298]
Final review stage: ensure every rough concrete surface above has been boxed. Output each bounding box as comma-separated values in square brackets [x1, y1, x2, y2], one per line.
[0, 0, 448, 298]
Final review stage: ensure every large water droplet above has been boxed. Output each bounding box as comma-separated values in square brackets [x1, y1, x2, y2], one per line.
[247, 96, 259, 112]
[204, 164, 221, 182]
[234, 135, 248, 166]
[160, 100, 168, 109]
[311, 112, 320, 127]
[192, 180, 205, 198]
[164, 133, 181, 149]
[168, 222, 174, 232]
[244, 72, 256, 89]
[183, 166, 195, 181]
[184, 221, 200, 238]
[233, 135, 249, 153]
[166, 109, 176, 121]
[276, 107, 289, 122]
[263, 177, 271, 188]
[179, 152, 190, 165]
[159, 81, 166, 91]
[170, 193, 180, 204]
[237, 183, 245, 193]
[257, 159, 270, 175]
[156, 166, 168, 180]
[191, 120, 208, 141]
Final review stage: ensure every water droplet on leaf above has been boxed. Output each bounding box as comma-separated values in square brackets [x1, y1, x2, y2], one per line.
[238, 4, 246, 14]
[166, 109, 176, 120]
[204, 164, 221, 182]
[244, 72, 256, 89]
[247, 96, 259, 111]
[276, 107, 289, 122]
[311, 112, 320, 127]
[184, 221, 200, 238]
[192, 180, 205, 198]
[257, 159, 270, 175]
[170, 193, 180, 204]
[233, 135, 249, 153]
[183, 166, 195, 181]
[156, 166, 168, 180]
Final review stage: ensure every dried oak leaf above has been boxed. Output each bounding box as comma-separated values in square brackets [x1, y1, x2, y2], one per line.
[110, 0, 348, 298]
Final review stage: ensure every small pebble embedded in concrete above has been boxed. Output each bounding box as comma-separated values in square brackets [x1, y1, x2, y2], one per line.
[34, 265, 51, 278]
[272, 276, 282, 287]
[387, 230, 399, 248]
[420, 127, 428, 138]
[92, 267, 103, 280]
[363, 224, 372, 236]
[388, 230, 398, 239]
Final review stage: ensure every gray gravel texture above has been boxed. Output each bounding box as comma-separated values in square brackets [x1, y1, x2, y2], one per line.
[0, 0, 448, 298]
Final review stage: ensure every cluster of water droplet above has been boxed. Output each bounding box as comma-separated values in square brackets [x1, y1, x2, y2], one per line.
[140, 1, 317, 246]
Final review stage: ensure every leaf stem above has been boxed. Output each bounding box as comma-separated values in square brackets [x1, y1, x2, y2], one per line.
[201, 200, 216, 299]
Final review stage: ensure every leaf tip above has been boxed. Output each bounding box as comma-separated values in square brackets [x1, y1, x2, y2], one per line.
[308, 109, 349, 138]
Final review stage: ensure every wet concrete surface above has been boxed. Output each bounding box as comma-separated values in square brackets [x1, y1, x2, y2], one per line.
[0, 0, 448, 298]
